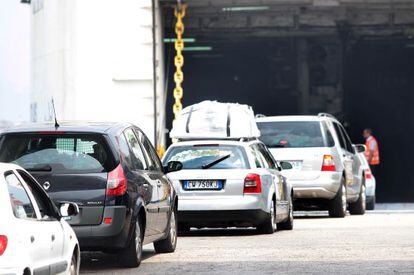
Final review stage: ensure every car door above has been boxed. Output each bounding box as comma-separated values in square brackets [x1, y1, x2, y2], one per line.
[16, 169, 68, 274]
[4, 170, 52, 273]
[333, 122, 354, 186]
[136, 128, 171, 233]
[123, 128, 159, 237]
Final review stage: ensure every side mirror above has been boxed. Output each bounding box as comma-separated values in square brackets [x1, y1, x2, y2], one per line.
[59, 202, 79, 217]
[163, 161, 183, 174]
[280, 161, 293, 170]
[354, 144, 366, 153]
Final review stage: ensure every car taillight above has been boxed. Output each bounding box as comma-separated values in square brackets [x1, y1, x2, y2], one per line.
[0, 235, 7, 256]
[321, 155, 336, 171]
[107, 164, 127, 196]
[244, 173, 262, 194]
[365, 169, 373, 179]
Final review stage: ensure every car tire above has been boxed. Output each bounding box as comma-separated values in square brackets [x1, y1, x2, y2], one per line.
[119, 218, 143, 268]
[366, 196, 376, 210]
[277, 195, 294, 230]
[257, 199, 276, 234]
[154, 208, 178, 253]
[329, 178, 347, 218]
[349, 183, 366, 215]
[69, 252, 79, 275]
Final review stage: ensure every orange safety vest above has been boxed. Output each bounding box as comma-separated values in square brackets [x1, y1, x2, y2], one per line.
[365, 136, 380, 165]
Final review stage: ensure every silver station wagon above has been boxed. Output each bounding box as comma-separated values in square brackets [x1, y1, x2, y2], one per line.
[162, 139, 294, 234]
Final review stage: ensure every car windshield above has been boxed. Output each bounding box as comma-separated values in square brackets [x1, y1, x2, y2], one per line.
[163, 145, 248, 170]
[257, 121, 326, 148]
[0, 134, 116, 174]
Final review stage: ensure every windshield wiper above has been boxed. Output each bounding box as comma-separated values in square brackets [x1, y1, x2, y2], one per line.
[25, 164, 52, 172]
[202, 154, 231, 169]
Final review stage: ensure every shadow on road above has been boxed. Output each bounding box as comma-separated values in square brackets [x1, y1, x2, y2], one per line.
[179, 227, 258, 237]
[80, 249, 156, 272]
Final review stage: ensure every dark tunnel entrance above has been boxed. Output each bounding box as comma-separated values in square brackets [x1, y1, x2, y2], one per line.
[161, 1, 414, 202]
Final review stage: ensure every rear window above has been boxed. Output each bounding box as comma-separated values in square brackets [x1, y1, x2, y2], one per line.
[0, 134, 116, 174]
[257, 121, 326, 148]
[163, 145, 249, 170]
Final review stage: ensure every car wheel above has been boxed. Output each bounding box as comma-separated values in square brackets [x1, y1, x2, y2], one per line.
[69, 252, 79, 275]
[366, 195, 376, 210]
[277, 195, 294, 230]
[329, 178, 347, 218]
[119, 218, 143, 268]
[349, 183, 366, 215]
[154, 208, 178, 253]
[257, 199, 276, 234]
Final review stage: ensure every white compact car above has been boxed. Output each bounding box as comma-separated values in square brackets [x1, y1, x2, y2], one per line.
[0, 163, 80, 275]
[163, 139, 294, 233]
[256, 114, 366, 217]
[356, 152, 376, 210]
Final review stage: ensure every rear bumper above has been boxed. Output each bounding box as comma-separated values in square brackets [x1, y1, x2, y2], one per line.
[291, 171, 342, 200]
[178, 210, 269, 228]
[72, 206, 130, 251]
[178, 194, 267, 212]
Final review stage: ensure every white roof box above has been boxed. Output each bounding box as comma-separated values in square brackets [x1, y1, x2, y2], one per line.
[170, 100, 261, 140]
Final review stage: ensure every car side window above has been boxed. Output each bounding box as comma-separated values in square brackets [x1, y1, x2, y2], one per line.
[117, 133, 133, 169]
[124, 128, 148, 170]
[250, 144, 269, 168]
[339, 125, 355, 153]
[333, 123, 346, 150]
[5, 171, 37, 220]
[258, 144, 277, 169]
[17, 169, 56, 220]
[323, 122, 335, 147]
[134, 129, 161, 172]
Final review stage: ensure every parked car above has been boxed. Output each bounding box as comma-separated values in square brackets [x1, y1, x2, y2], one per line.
[0, 122, 182, 268]
[162, 139, 294, 233]
[0, 163, 80, 275]
[256, 113, 366, 217]
[356, 151, 376, 210]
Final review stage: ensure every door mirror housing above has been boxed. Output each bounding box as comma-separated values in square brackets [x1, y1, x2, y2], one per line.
[280, 161, 293, 170]
[59, 202, 79, 217]
[163, 161, 183, 174]
[354, 144, 366, 153]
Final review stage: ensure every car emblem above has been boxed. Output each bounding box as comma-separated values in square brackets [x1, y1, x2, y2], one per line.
[43, 181, 51, 190]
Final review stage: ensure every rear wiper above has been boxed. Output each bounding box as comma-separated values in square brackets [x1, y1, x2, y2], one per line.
[26, 164, 52, 172]
[202, 154, 231, 169]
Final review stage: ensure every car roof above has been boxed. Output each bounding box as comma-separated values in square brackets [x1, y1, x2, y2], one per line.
[0, 121, 132, 135]
[168, 139, 261, 148]
[256, 115, 339, 123]
[0, 162, 22, 172]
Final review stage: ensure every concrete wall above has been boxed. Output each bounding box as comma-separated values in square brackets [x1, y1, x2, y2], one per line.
[31, 0, 165, 145]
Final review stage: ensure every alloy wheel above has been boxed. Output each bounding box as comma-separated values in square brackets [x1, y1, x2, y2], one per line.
[170, 211, 177, 247]
[271, 200, 276, 231]
[341, 184, 347, 214]
[70, 254, 77, 275]
[135, 221, 142, 261]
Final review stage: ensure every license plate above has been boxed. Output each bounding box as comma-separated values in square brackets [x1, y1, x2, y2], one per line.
[287, 161, 302, 170]
[183, 180, 223, 190]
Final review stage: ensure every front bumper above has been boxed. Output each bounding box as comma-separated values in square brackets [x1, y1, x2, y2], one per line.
[178, 209, 269, 228]
[73, 206, 130, 251]
[291, 171, 342, 200]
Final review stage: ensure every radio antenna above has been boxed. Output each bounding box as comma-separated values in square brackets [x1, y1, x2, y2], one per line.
[51, 98, 60, 128]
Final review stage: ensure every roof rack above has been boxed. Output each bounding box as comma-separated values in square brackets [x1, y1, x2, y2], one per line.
[318, 113, 338, 120]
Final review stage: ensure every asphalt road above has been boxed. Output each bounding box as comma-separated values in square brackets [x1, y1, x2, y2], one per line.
[80, 211, 414, 274]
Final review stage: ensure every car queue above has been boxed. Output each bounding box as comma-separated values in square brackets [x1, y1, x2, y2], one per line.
[0, 101, 372, 273]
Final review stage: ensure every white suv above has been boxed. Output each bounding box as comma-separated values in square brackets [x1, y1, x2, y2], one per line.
[256, 114, 366, 217]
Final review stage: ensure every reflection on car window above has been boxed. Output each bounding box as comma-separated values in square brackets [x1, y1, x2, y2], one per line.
[5, 172, 37, 220]
[124, 128, 148, 170]
[164, 145, 248, 170]
[257, 121, 325, 148]
[0, 135, 115, 174]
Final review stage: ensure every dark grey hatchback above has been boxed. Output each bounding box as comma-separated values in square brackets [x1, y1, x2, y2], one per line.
[0, 122, 182, 268]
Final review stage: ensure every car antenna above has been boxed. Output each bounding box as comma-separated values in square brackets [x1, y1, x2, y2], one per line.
[51, 98, 60, 128]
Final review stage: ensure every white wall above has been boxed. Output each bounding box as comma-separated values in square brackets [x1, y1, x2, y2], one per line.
[31, 0, 165, 145]
[0, 0, 30, 123]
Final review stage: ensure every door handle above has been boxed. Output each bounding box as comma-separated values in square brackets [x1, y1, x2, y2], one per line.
[30, 236, 35, 243]
[51, 235, 55, 242]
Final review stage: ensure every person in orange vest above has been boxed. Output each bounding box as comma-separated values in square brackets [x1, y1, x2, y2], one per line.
[363, 128, 380, 176]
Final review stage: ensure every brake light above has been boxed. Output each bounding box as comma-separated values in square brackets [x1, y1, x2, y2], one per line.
[365, 169, 372, 179]
[244, 174, 262, 194]
[0, 235, 7, 256]
[321, 155, 336, 171]
[107, 164, 127, 196]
